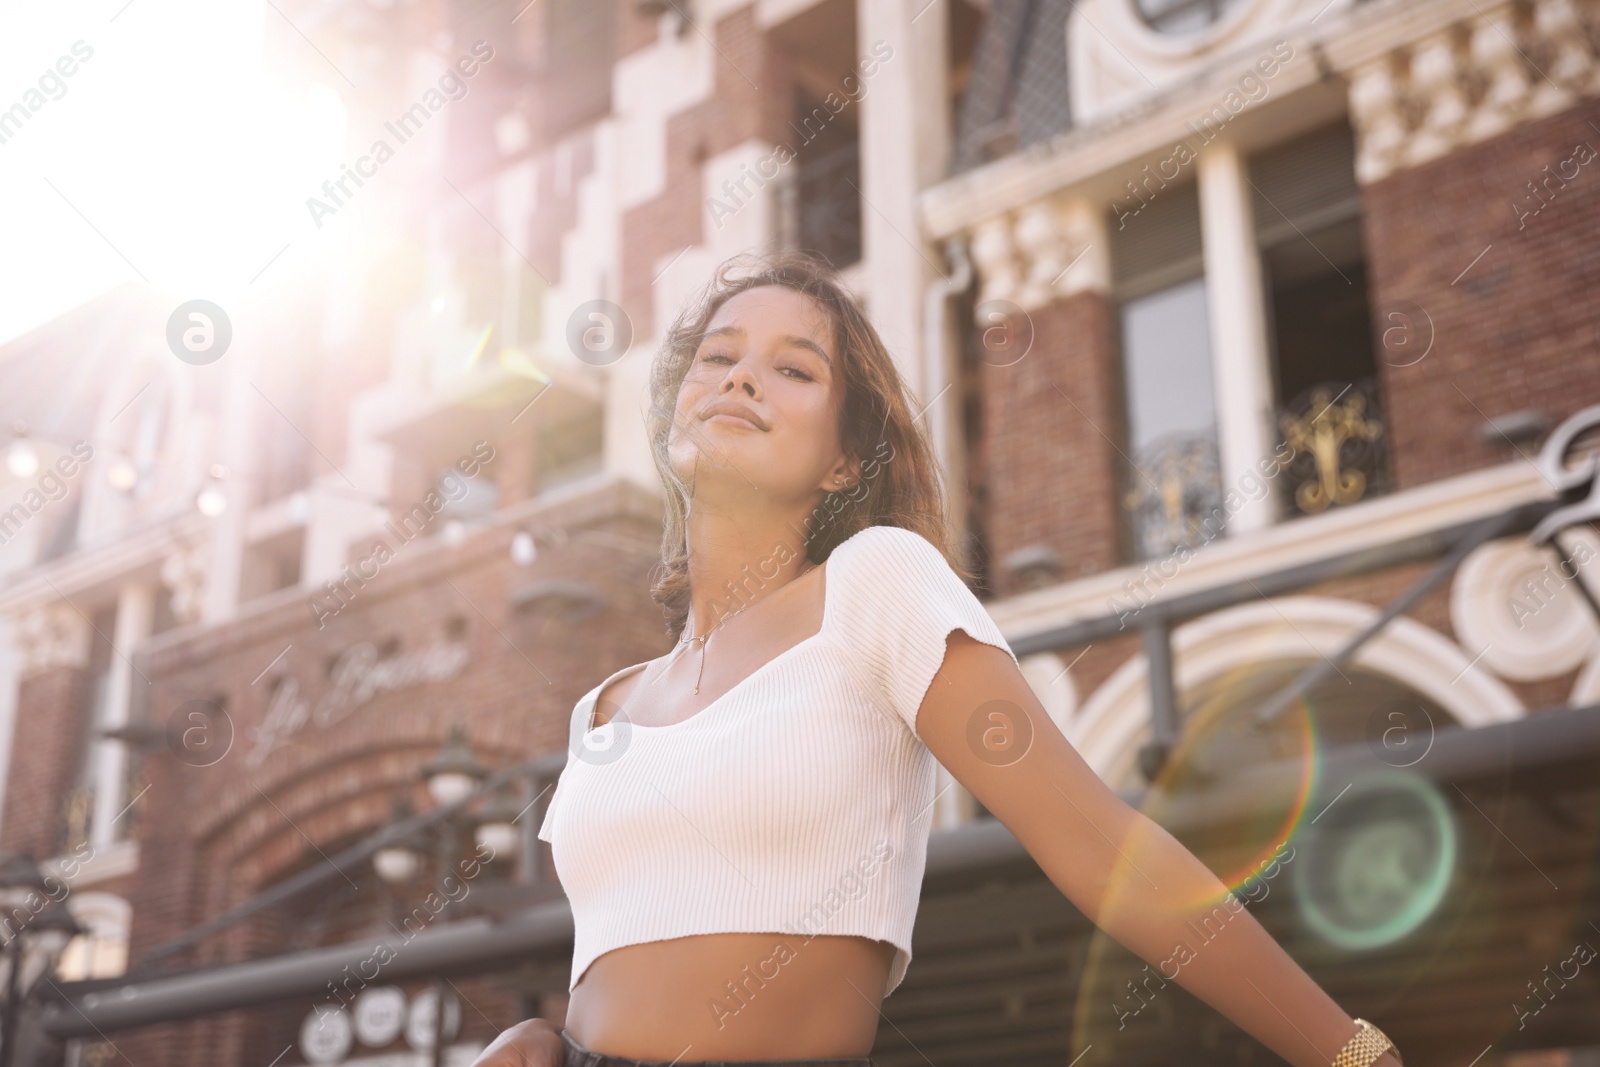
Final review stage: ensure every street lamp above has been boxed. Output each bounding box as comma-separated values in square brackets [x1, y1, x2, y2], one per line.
[365, 730, 532, 1064]
[195, 464, 228, 517]
[472, 791, 522, 860]
[4, 425, 38, 480]
[416, 728, 488, 1067]
[0, 854, 86, 1067]
[419, 725, 488, 807]
[372, 797, 423, 886]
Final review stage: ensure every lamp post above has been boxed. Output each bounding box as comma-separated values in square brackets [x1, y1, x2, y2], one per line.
[367, 726, 541, 1066]
[418, 725, 488, 1067]
[420, 726, 488, 808]
[372, 797, 424, 888]
[420, 726, 487, 1067]
[0, 854, 85, 1067]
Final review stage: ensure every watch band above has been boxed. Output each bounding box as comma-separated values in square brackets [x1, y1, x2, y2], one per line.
[1332, 1018, 1400, 1067]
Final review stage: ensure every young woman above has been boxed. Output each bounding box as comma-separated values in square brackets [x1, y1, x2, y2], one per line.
[469, 254, 1404, 1067]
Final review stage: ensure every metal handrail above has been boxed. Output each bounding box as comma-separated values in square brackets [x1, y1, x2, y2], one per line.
[135, 750, 567, 969]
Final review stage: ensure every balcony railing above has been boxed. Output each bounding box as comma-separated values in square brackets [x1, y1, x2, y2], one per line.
[1122, 428, 1224, 560]
[1276, 376, 1391, 518]
[1119, 376, 1393, 560]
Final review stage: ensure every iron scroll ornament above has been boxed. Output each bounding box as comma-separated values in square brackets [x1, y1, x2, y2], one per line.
[1530, 403, 1600, 546]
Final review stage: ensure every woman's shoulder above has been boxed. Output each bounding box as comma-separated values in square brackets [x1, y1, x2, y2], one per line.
[826, 524, 960, 602]
[831, 523, 947, 565]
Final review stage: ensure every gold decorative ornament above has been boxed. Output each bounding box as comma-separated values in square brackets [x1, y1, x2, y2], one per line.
[1280, 386, 1384, 514]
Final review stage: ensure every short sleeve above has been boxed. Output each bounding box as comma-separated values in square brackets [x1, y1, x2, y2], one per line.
[829, 525, 1018, 736]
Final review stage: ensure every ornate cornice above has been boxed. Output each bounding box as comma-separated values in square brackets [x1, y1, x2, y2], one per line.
[13, 601, 92, 677]
[1349, 0, 1600, 183]
[927, 0, 1600, 313]
[968, 197, 1111, 312]
[159, 535, 210, 626]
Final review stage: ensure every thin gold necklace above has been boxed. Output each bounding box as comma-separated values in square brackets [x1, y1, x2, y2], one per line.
[669, 559, 817, 695]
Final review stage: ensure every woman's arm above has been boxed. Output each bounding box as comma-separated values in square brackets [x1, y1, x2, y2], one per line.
[914, 632, 1402, 1067]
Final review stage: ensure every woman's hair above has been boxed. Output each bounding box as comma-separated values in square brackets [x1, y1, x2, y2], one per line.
[647, 251, 965, 638]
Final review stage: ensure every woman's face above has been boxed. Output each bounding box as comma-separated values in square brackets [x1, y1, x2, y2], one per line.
[668, 285, 856, 507]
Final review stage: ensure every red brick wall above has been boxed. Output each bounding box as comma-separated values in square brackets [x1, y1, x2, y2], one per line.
[1364, 96, 1600, 489]
[0, 665, 88, 857]
[619, 5, 795, 332]
[117, 483, 670, 1067]
[976, 290, 1123, 598]
[617, 0, 663, 58]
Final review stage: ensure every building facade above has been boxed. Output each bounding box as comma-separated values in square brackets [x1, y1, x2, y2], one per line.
[1, 0, 1599, 1064]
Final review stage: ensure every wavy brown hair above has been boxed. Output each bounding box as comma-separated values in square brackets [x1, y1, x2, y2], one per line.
[647, 251, 966, 639]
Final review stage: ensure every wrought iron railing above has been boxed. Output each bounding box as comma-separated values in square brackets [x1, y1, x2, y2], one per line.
[1276, 376, 1391, 517]
[1122, 429, 1224, 560]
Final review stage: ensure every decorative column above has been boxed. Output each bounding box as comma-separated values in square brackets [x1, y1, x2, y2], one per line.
[91, 582, 154, 849]
[964, 195, 1119, 596]
[857, 0, 950, 396]
[1197, 139, 1278, 536]
[858, 0, 963, 829]
[202, 325, 259, 622]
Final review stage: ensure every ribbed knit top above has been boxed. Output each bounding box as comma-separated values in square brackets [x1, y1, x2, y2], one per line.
[537, 524, 1018, 997]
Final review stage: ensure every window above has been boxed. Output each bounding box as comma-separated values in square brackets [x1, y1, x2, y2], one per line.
[246, 349, 315, 517]
[438, 465, 498, 519]
[1251, 121, 1390, 518]
[1133, 0, 1248, 34]
[63, 606, 116, 853]
[537, 405, 604, 490]
[512, 264, 545, 348]
[779, 91, 863, 269]
[1111, 181, 1223, 561]
[102, 364, 174, 503]
[950, 0, 1073, 174]
[127, 373, 170, 501]
[770, 0, 864, 269]
[240, 530, 305, 603]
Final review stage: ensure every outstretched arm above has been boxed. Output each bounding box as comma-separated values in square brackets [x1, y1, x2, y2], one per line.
[914, 632, 1401, 1067]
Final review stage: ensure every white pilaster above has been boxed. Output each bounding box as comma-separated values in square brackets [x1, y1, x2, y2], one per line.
[857, 0, 949, 396]
[866, 0, 963, 828]
[91, 582, 154, 849]
[0, 615, 17, 842]
[202, 330, 257, 622]
[1197, 139, 1278, 535]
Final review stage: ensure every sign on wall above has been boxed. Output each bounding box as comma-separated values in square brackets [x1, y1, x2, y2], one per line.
[249, 640, 471, 767]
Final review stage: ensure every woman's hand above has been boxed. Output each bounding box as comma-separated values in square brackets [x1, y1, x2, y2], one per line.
[468, 1018, 566, 1066]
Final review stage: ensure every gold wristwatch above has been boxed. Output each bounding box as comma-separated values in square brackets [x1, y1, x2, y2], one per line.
[1332, 1018, 1401, 1067]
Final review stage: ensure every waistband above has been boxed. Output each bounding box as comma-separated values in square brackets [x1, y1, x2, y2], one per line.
[560, 1030, 877, 1067]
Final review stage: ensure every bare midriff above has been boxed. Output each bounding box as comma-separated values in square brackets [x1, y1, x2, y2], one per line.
[564, 566, 890, 1057]
[563, 932, 894, 1059]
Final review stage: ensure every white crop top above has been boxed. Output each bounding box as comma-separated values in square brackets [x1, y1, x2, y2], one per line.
[537, 524, 1018, 997]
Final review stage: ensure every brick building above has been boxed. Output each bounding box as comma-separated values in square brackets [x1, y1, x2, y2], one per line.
[1, 0, 1599, 1065]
